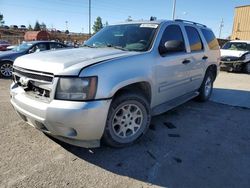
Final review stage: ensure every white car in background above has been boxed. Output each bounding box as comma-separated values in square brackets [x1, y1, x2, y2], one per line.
[220, 40, 250, 73]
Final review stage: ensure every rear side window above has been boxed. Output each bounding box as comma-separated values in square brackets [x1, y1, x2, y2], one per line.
[160, 25, 186, 53]
[201, 29, 219, 50]
[185, 26, 203, 52]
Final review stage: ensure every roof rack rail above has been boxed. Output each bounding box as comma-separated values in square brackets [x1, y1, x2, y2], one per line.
[174, 19, 207, 28]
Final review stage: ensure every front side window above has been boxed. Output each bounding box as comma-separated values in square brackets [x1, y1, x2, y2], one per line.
[159, 25, 186, 54]
[185, 26, 203, 52]
[85, 23, 158, 52]
[50, 43, 65, 50]
[30, 43, 47, 53]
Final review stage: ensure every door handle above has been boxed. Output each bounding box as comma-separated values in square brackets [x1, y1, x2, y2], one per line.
[182, 59, 191, 64]
[202, 56, 208, 60]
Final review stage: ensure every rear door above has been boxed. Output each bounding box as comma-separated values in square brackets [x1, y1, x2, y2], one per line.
[183, 25, 207, 92]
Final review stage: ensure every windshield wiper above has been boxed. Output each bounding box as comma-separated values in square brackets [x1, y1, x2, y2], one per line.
[82, 44, 97, 48]
[105, 43, 128, 51]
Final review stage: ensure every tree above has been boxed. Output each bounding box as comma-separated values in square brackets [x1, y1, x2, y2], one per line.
[34, 21, 41, 31]
[126, 16, 132, 22]
[28, 24, 33, 30]
[0, 13, 5, 26]
[40, 22, 46, 30]
[92, 16, 103, 33]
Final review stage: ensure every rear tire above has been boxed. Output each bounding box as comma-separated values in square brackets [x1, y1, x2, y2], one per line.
[0, 61, 13, 78]
[102, 92, 151, 148]
[196, 70, 214, 102]
[244, 62, 250, 74]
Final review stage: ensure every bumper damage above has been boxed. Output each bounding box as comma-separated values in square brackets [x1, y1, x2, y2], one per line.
[10, 83, 111, 148]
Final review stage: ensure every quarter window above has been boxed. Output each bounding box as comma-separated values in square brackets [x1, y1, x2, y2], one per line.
[201, 29, 219, 50]
[185, 26, 203, 52]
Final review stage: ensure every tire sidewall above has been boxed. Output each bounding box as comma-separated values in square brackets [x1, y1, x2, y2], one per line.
[103, 93, 151, 147]
[199, 71, 214, 101]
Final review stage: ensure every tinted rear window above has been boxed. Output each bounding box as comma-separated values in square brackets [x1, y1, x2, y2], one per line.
[201, 29, 219, 50]
[185, 26, 203, 52]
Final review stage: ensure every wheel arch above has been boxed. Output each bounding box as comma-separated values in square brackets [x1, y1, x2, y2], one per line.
[111, 81, 152, 104]
[0, 59, 14, 64]
[206, 64, 217, 81]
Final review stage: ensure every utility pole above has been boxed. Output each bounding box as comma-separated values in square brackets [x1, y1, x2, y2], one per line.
[172, 0, 176, 20]
[219, 18, 224, 39]
[89, 0, 91, 36]
[65, 21, 68, 30]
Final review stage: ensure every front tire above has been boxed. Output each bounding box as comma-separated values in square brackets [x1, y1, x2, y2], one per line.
[0, 62, 13, 78]
[197, 71, 214, 102]
[102, 92, 151, 148]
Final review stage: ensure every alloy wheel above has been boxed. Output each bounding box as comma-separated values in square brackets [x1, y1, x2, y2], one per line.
[112, 104, 143, 139]
[0, 63, 13, 77]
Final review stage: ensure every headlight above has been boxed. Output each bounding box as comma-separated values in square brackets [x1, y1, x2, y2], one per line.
[55, 77, 97, 101]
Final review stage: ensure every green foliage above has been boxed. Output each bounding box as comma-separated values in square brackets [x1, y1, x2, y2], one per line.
[92, 16, 103, 33]
[126, 16, 132, 22]
[0, 13, 5, 26]
[40, 22, 46, 30]
[28, 24, 33, 30]
[34, 21, 41, 31]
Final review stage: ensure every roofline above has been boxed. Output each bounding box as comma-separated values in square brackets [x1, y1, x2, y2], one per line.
[235, 5, 250, 9]
[109, 19, 211, 29]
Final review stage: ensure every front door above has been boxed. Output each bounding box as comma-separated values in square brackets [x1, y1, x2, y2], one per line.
[154, 24, 192, 107]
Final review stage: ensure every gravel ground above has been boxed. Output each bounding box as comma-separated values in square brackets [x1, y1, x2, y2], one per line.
[0, 72, 250, 188]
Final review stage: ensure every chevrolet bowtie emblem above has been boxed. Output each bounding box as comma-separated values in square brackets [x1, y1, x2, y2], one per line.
[19, 77, 30, 88]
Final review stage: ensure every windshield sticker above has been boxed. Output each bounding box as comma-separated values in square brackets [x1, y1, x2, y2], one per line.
[140, 24, 158, 28]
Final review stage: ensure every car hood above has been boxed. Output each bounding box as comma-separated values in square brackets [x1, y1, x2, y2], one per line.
[14, 47, 139, 75]
[220, 49, 248, 58]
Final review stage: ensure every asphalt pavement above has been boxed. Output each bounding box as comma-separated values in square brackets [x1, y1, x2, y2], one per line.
[0, 72, 250, 188]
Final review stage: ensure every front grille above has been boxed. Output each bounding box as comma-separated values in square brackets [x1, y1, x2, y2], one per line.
[13, 66, 54, 100]
[221, 56, 241, 62]
[13, 67, 54, 83]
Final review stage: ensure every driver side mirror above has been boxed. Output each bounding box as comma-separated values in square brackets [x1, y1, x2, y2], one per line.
[159, 40, 185, 55]
[28, 49, 34, 54]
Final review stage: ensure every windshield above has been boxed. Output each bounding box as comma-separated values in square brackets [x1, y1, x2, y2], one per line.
[12, 43, 33, 52]
[222, 42, 250, 51]
[84, 23, 159, 52]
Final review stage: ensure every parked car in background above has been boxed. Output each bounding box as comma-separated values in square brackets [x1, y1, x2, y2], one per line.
[220, 40, 250, 73]
[3, 25, 9, 29]
[10, 19, 220, 148]
[0, 41, 68, 78]
[10, 25, 18, 29]
[6, 45, 17, 51]
[0, 40, 11, 51]
[19, 25, 27, 30]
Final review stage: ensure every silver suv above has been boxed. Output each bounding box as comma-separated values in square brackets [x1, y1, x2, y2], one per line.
[10, 20, 220, 148]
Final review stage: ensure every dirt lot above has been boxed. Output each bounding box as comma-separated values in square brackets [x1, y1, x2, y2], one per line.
[0, 72, 250, 188]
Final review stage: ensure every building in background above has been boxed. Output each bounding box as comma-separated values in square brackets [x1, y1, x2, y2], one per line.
[231, 5, 250, 40]
[24, 31, 50, 41]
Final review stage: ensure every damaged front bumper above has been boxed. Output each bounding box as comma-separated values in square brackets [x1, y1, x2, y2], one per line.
[220, 61, 245, 72]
